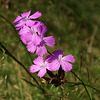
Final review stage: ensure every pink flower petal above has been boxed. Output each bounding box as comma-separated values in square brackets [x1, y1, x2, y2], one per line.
[60, 61, 72, 72]
[29, 11, 42, 19]
[37, 23, 47, 38]
[36, 45, 47, 56]
[13, 16, 22, 24]
[45, 55, 54, 62]
[50, 60, 60, 71]
[31, 33, 42, 45]
[15, 22, 25, 29]
[26, 43, 36, 53]
[43, 36, 55, 47]
[19, 25, 30, 35]
[52, 50, 63, 56]
[33, 56, 44, 65]
[26, 20, 36, 27]
[30, 65, 40, 73]
[63, 54, 75, 62]
[37, 68, 46, 78]
[45, 62, 51, 71]
[20, 33, 32, 44]
[21, 10, 31, 17]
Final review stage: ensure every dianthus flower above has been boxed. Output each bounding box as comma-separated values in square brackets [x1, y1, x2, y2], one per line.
[27, 36, 55, 56]
[30, 56, 51, 78]
[26, 23, 55, 56]
[13, 10, 42, 29]
[20, 22, 42, 45]
[47, 50, 75, 72]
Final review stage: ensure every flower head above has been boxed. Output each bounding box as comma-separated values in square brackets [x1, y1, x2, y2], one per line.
[20, 22, 42, 45]
[27, 36, 55, 56]
[13, 11, 42, 29]
[30, 56, 50, 78]
[26, 22, 55, 56]
[47, 50, 75, 72]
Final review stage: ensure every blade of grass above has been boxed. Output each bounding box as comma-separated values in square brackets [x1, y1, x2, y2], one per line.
[71, 70, 92, 100]
[0, 15, 33, 62]
[0, 40, 19, 43]
[66, 81, 100, 93]
[21, 78, 46, 93]
[18, 81, 24, 100]
[0, 42, 46, 94]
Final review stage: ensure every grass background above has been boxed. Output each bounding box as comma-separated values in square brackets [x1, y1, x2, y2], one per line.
[0, 0, 100, 100]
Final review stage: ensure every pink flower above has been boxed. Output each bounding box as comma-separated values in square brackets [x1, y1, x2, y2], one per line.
[47, 50, 75, 72]
[30, 56, 51, 78]
[27, 36, 55, 56]
[20, 22, 42, 45]
[36, 23, 47, 38]
[26, 22, 55, 56]
[13, 10, 42, 29]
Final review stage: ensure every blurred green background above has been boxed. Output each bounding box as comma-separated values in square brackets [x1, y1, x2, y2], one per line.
[0, 0, 100, 100]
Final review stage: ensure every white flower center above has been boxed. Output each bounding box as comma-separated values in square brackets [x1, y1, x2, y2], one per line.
[24, 16, 29, 21]
[58, 55, 63, 62]
[31, 27, 36, 34]
[40, 62, 48, 68]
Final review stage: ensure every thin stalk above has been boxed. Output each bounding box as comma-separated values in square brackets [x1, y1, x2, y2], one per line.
[0, 15, 33, 62]
[67, 81, 100, 92]
[84, 84, 100, 93]
[0, 40, 19, 43]
[0, 15, 19, 37]
[71, 70, 92, 100]
[0, 42, 45, 93]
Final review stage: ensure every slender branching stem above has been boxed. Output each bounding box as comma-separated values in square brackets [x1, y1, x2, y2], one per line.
[0, 15, 33, 62]
[67, 81, 100, 92]
[71, 70, 92, 100]
[0, 42, 46, 93]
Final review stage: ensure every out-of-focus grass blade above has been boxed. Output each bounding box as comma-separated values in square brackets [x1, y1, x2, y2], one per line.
[0, 15, 19, 37]
[1, 40, 19, 43]
[21, 78, 46, 94]
[18, 81, 24, 100]
[21, 78, 38, 88]
[0, 15, 33, 62]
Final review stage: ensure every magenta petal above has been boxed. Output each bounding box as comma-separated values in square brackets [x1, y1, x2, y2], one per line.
[21, 10, 31, 17]
[45, 55, 54, 62]
[33, 21, 41, 27]
[13, 16, 22, 24]
[50, 60, 60, 71]
[45, 63, 51, 71]
[52, 50, 63, 56]
[37, 23, 47, 38]
[19, 25, 30, 35]
[26, 43, 36, 53]
[60, 61, 72, 72]
[26, 20, 36, 27]
[20, 33, 32, 44]
[43, 36, 55, 47]
[63, 54, 75, 63]
[15, 22, 25, 29]
[31, 33, 42, 45]
[36, 45, 47, 56]
[37, 68, 46, 78]
[29, 11, 42, 19]
[33, 56, 44, 65]
[30, 65, 40, 73]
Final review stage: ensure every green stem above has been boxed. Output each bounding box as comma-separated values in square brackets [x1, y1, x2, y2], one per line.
[0, 15, 19, 37]
[67, 81, 100, 92]
[0, 40, 19, 43]
[0, 42, 45, 93]
[71, 70, 92, 100]
[0, 15, 33, 62]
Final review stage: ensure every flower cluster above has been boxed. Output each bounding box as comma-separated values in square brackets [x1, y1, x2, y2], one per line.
[14, 11, 75, 80]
